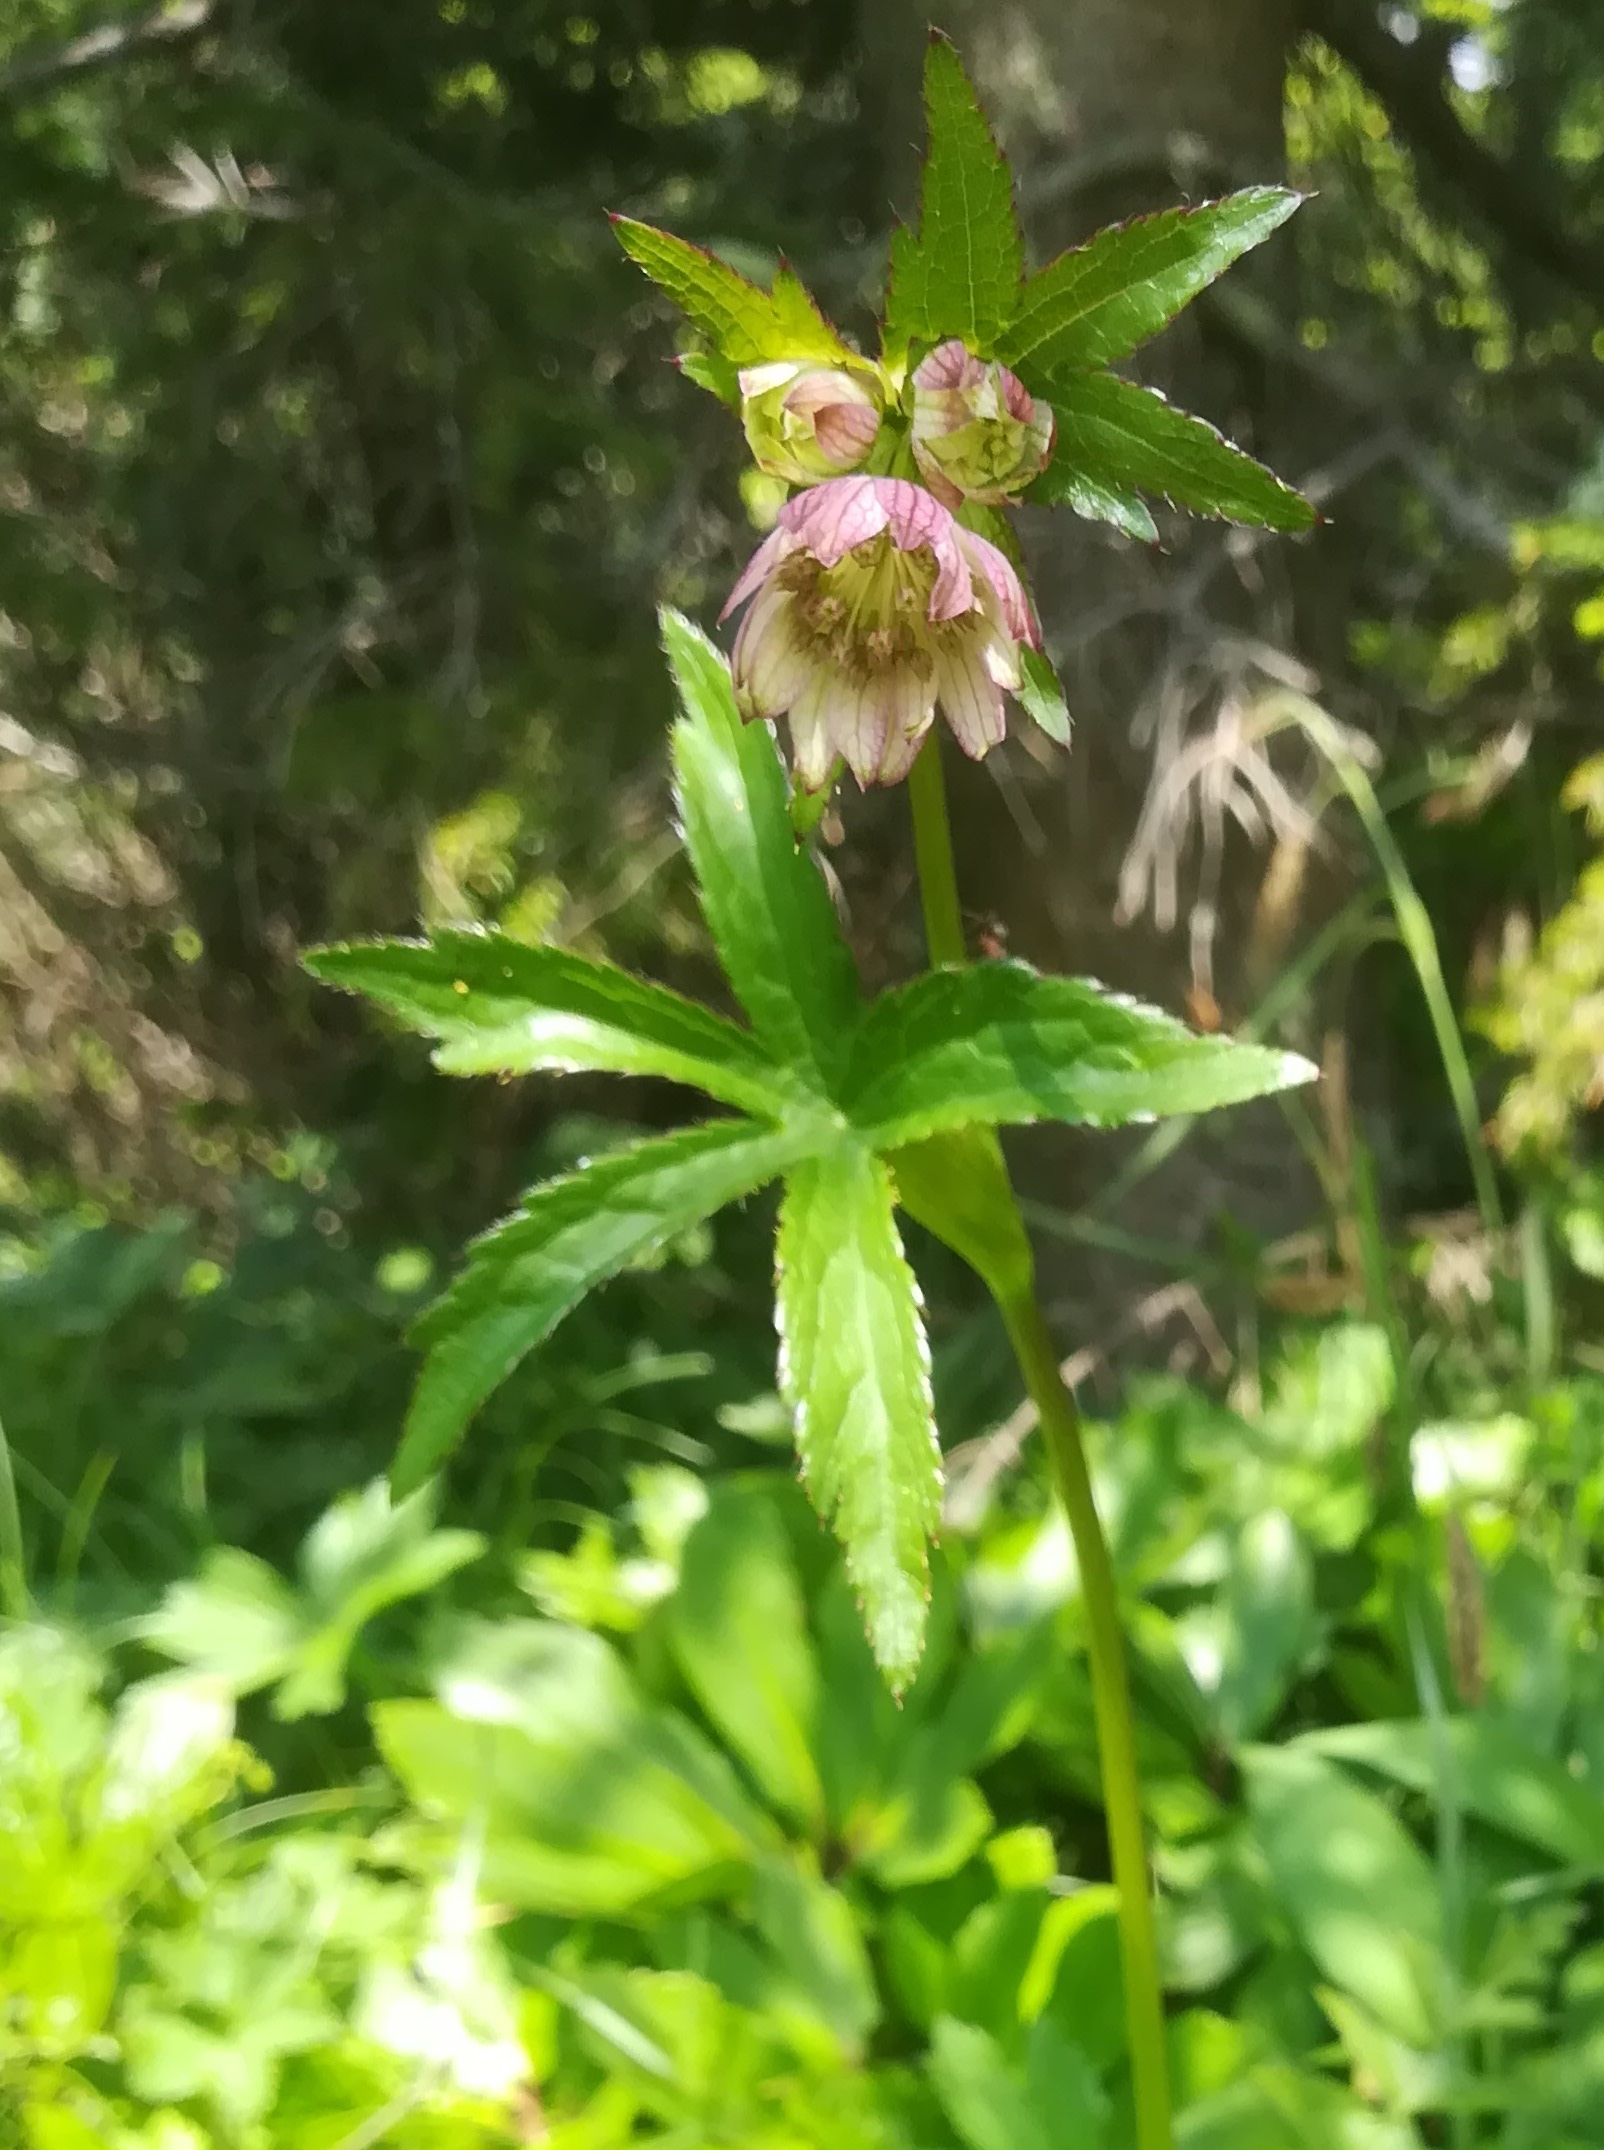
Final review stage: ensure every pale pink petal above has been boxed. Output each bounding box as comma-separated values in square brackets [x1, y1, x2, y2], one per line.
[787, 671, 840, 792]
[877, 664, 938, 781]
[732, 585, 811, 719]
[721, 523, 796, 621]
[957, 528, 1040, 647]
[781, 474, 890, 565]
[936, 644, 1007, 759]
[835, 678, 892, 788]
[784, 369, 877, 420]
[812, 400, 880, 466]
[877, 717, 932, 787]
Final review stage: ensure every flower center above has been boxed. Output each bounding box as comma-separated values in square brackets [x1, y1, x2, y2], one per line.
[780, 532, 954, 683]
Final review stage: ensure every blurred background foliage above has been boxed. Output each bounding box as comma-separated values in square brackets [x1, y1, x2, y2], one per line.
[3, 0, 1604, 2143]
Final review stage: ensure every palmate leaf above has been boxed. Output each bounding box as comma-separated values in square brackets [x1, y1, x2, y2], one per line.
[394, 1120, 807, 1495]
[884, 34, 1023, 358]
[1040, 371, 1315, 532]
[1000, 188, 1302, 377]
[305, 929, 791, 1117]
[663, 608, 860, 1090]
[841, 961, 1315, 1148]
[776, 1142, 939, 1696]
[611, 216, 854, 369]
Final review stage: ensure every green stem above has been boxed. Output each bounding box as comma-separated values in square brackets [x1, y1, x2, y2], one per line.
[907, 734, 1173, 2150]
[908, 734, 966, 966]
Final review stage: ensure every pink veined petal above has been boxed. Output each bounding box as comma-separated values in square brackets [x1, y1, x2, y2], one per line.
[786, 670, 840, 793]
[722, 523, 797, 621]
[913, 339, 980, 394]
[936, 642, 1008, 760]
[833, 676, 892, 788]
[812, 400, 880, 466]
[784, 369, 877, 420]
[732, 584, 813, 719]
[957, 528, 1040, 648]
[877, 664, 938, 782]
[782, 474, 891, 566]
[1000, 366, 1037, 422]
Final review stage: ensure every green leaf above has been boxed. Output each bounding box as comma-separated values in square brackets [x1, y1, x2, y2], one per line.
[1300, 1717, 1604, 1872]
[842, 961, 1315, 1148]
[1044, 371, 1315, 531]
[668, 1479, 826, 1833]
[663, 608, 860, 1088]
[927, 2015, 1105, 2150]
[887, 1126, 1035, 1304]
[1176, 1510, 1315, 1747]
[1000, 188, 1302, 375]
[884, 35, 1023, 356]
[611, 215, 852, 366]
[1014, 647, 1072, 746]
[776, 1142, 939, 1693]
[378, 1619, 771, 1916]
[1027, 450, 1160, 542]
[399, 1119, 803, 1494]
[927, 2016, 1054, 2150]
[304, 929, 788, 1117]
[1242, 1745, 1443, 2047]
[140, 1482, 483, 1718]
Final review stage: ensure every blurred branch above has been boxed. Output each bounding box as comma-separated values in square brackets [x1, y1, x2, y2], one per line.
[1303, 0, 1604, 300]
[0, 0, 215, 99]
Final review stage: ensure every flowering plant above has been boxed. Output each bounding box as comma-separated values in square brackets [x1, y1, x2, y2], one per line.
[306, 36, 1316, 2150]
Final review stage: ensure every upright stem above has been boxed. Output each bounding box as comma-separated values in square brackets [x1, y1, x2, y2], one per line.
[906, 736, 1173, 2150]
[907, 733, 966, 966]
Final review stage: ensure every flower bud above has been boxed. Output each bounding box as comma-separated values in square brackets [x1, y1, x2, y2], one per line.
[910, 340, 1054, 506]
[739, 360, 882, 486]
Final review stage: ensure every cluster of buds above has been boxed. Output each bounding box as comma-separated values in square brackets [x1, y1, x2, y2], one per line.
[728, 340, 1058, 791]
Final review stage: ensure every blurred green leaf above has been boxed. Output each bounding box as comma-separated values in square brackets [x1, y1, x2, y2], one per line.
[1302, 1717, 1604, 1871]
[1242, 1745, 1443, 2047]
[669, 1480, 826, 1833]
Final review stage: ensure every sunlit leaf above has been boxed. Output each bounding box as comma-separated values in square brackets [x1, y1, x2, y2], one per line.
[776, 1142, 938, 1693]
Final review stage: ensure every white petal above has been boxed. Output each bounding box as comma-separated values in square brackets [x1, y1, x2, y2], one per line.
[835, 678, 891, 788]
[787, 672, 839, 792]
[936, 645, 1007, 759]
[732, 585, 811, 718]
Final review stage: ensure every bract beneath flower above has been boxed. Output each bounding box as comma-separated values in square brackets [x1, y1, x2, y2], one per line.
[721, 474, 1045, 791]
[739, 360, 883, 487]
[911, 340, 1054, 507]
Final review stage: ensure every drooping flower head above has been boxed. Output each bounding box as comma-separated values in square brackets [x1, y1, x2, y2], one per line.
[722, 474, 1041, 792]
[739, 360, 883, 487]
[911, 339, 1054, 507]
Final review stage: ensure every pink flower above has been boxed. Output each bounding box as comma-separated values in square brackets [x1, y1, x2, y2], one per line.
[911, 340, 1055, 507]
[721, 475, 1041, 790]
